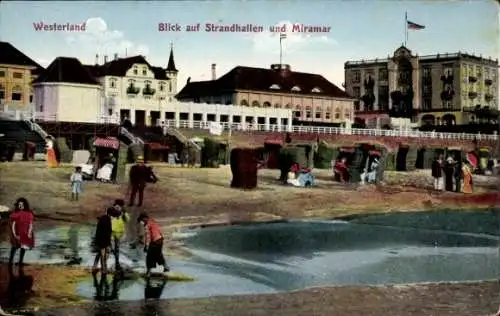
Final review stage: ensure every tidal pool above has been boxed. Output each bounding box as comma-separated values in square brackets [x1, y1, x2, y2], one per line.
[0, 210, 498, 301]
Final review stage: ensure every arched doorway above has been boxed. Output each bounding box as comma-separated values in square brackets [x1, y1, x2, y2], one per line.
[442, 114, 456, 126]
[421, 114, 435, 126]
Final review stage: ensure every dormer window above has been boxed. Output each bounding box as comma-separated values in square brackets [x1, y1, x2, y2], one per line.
[269, 84, 280, 90]
[142, 67, 147, 76]
[311, 87, 321, 93]
[291, 86, 301, 92]
[133, 66, 138, 75]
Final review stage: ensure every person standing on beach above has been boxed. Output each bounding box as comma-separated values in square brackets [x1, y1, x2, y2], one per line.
[8, 198, 35, 275]
[128, 156, 149, 207]
[92, 208, 113, 275]
[110, 199, 129, 271]
[431, 155, 444, 191]
[70, 166, 84, 201]
[137, 213, 169, 278]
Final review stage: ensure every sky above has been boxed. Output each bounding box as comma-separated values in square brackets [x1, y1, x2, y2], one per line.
[0, 0, 498, 91]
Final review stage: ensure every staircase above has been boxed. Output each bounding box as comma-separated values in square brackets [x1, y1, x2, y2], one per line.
[119, 126, 144, 145]
[0, 119, 46, 152]
[167, 127, 202, 151]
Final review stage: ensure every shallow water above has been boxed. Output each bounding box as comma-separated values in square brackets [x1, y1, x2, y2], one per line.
[0, 210, 498, 301]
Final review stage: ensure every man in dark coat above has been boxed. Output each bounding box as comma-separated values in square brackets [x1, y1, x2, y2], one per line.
[443, 157, 455, 192]
[128, 156, 150, 207]
[431, 155, 444, 191]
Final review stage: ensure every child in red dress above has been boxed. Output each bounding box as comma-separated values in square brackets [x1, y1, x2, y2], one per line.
[8, 198, 35, 274]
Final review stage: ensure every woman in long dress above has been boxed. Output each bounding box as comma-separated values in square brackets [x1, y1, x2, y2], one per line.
[461, 161, 473, 194]
[45, 137, 58, 168]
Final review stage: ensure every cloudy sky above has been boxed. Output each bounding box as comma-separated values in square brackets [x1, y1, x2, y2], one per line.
[0, 0, 497, 91]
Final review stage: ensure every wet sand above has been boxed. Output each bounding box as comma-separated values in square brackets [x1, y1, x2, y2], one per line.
[0, 162, 499, 314]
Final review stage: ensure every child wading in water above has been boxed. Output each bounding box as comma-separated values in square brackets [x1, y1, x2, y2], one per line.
[70, 166, 84, 201]
[9, 198, 35, 275]
[137, 213, 169, 278]
[110, 199, 129, 272]
[92, 207, 113, 275]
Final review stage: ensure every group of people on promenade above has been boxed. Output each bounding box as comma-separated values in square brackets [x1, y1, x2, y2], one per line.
[431, 155, 473, 193]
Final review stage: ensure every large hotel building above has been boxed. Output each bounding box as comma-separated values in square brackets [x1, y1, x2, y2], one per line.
[344, 46, 498, 128]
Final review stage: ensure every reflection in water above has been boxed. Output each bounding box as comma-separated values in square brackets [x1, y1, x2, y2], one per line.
[145, 278, 167, 300]
[92, 273, 122, 301]
[4, 273, 34, 310]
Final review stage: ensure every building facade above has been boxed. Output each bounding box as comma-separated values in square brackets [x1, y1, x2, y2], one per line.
[84, 47, 179, 126]
[344, 46, 499, 127]
[0, 42, 44, 112]
[176, 64, 355, 125]
[32, 57, 103, 123]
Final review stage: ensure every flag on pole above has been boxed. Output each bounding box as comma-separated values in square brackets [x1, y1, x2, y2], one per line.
[407, 20, 425, 30]
[280, 33, 287, 40]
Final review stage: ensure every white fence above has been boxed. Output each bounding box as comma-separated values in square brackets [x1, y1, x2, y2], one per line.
[164, 119, 500, 141]
[1, 110, 499, 142]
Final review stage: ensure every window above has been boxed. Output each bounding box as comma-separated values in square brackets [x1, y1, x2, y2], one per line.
[294, 111, 301, 118]
[269, 84, 280, 89]
[274, 103, 281, 108]
[13, 72, 23, 79]
[142, 68, 147, 76]
[476, 66, 482, 78]
[285, 103, 292, 109]
[306, 111, 311, 118]
[423, 98, 432, 110]
[12, 85, 22, 101]
[133, 67, 138, 75]
[159, 82, 165, 91]
[263, 101, 271, 107]
[0, 85, 4, 99]
[335, 109, 341, 119]
[315, 111, 322, 119]
[169, 81, 172, 92]
[109, 79, 117, 88]
[240, 99, 249, 106]
[353, 71, 361, 83]
[291, 86, 301, 92]
[311, 87, 321, 93]
[423, 67, 431, 78]
[29, 94, 33, 102]
[378, 69, 388, 81]
[0, 71, 5, 77]
[352, 87, 361, 98]
[251, 100, 260, 107]
[325, 112, 331, 120]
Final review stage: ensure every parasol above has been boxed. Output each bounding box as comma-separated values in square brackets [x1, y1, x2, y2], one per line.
[466, 152, 478, 168]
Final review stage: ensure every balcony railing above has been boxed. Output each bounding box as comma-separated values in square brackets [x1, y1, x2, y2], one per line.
[126, 86, 140, 94]
[143, 87, 156, 96]
[162, 119, 499, 141]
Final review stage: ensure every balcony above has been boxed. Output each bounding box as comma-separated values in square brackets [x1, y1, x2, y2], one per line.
[143, 86, 156, 96]
[485, 94, 494, 102]
[468, 76, 477, 83]
[440, 74, 453, 84]
[485, 79, 493, 86]
[468, 91, 478, 99]
[126, 86, 140, 95]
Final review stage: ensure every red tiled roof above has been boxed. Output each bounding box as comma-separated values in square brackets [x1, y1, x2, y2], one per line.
[176, 66, 352, 100]
[93, 137, 119, 150]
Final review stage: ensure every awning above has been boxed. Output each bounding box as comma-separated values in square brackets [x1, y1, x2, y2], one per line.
[264, 138, 283, 146]
[93, 137, 119, 150]
[340, 147, 355, 153]
[146, 142, 169, 150]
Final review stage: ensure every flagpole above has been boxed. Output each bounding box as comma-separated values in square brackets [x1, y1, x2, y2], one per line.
[404, 11, 408, 46]
[279, 35, 283, 65]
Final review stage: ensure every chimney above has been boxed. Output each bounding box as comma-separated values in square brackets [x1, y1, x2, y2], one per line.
[104, 55, 108, 64]
[114, 53, 118, 60]
[211, 63, 216, 80]
[95, 54, 99, 65]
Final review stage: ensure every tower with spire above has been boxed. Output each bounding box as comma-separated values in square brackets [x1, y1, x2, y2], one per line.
[166, 42, 178, 100]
